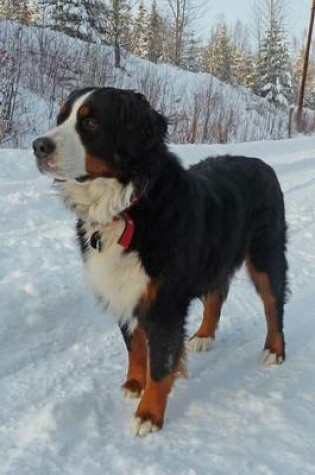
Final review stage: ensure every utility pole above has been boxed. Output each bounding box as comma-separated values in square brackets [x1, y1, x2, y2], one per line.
[297, 0, 315, 130]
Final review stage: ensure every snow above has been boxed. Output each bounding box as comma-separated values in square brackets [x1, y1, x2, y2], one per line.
[2, 20, 305, 150]
[0, 136, 315, 474]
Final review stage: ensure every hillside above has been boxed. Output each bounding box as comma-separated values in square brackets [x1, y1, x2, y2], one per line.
[2, 20, 313, 149]
[0, 137, 315, 474]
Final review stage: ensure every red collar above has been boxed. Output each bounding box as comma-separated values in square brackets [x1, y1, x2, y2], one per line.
[117, 210, 135, 249]
[90, 193, 143, 252]
[117, 192, 143, 248]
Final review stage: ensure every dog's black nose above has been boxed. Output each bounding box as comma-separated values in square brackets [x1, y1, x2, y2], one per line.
[32, 137, 55, 159]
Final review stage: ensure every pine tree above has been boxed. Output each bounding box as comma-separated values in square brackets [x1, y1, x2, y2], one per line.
[0, 0, 41, 25]
[147, 0, 163, 63]
[241, 53, 256, 90]
[203, 23, 233, 84]
[305, 88, 315, 110]
[232, 48, 255, 90]
[257, 18, 292, 106]
[104, 0, 132, 68]
[37, 0, 108, 43]
[182, 30, 201, 72]
[131, 1, 149, 58]
[292, 47, 315, 104]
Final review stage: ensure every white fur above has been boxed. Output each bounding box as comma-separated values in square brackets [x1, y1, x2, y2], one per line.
[122, 386, 143, 399]
[84, 219, 149, 332]
[260, 349, 284, 366]
[187, 336, 214, 352]
[58, 177, 149, 332]
[42, 90, 94, 179]
[131, 416, 159, 437]
[58, 177, 134, 225]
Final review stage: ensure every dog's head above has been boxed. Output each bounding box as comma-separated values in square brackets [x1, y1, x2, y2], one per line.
[33, 87, 168, 183]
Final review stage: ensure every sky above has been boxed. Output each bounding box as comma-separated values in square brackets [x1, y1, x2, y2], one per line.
[153, 0, 311, 45]
[198, 0, 310, 43]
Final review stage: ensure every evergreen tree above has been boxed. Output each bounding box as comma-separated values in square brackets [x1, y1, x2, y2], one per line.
[104, 0, 132, 68]
[203, 23, 233, 84]
[147, 0, 163, 64]
[131, 1, 149, 58]
[292, 46, 315, 104]
[305, 88, 315, 110]
[0, 0, 41, 25]
[232, 48, 255, 90]
[257, 18, 292, 106]
[37, 0, 108, 43]
[182, 30, 201, 72]
[241, 53, 256, 90]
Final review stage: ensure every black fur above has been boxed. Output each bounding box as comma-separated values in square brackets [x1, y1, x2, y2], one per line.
[63, 88, 288, 382]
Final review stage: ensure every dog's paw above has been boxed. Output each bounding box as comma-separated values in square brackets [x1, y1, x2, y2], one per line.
[260, 349, 284, 366]
[131, 415, 160, 437]
[121, 379, 143, 399]
[187, 336, 214, 352]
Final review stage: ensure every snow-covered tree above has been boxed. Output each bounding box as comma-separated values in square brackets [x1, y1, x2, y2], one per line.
[229, 21, 255, 89]
[292, 46, 315, 104]
[305, 88, 315, 110]
[181, 30, 201, 72]
[231, 48, 255, 90]
[257, 18, 292, 106]
[165, 0, 203, 68]
[147, 0, 163, 63]
[131, 1, 149, 58]
[0, 0, 41, 25]
[37, 0, 108, 43]
[104, 0, 132, 68]
[202, 23, 233, 84]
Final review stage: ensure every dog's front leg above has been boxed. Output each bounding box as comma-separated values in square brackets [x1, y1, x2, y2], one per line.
[131, 304, 187, 437]
[120, 323, 148, 399]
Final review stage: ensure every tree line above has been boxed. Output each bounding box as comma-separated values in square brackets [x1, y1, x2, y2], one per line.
[0, 1, 314, 109]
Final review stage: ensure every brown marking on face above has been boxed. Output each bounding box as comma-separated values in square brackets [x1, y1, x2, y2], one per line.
[121, 325, 147, 397]
[85, 154, 114, 178]
[134, 350, 187, 429]
[78, 104, 91, 118]
[246, 256, 285, 358]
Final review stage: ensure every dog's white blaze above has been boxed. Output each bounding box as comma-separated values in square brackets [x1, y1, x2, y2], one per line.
[59, 177, 149, 330]
[43, 90, 94, 178]
[84, 219, 149, 332]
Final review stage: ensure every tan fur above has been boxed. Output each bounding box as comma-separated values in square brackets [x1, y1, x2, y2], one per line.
[246, 256, 285, 358]
[122, 326, 148, 397]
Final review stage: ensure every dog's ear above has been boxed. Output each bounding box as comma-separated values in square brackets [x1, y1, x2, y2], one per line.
[149, 108, 168, 145]
[67, 89, 81, 102]
[117, 92, 168, 150]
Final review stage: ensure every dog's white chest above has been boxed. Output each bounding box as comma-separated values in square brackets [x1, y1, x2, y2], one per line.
[84, 220, 149, 329]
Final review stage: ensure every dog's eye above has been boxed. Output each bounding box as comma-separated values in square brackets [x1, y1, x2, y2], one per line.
[82, 117, 98, 131]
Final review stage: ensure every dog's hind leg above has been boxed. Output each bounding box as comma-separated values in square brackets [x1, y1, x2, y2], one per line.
[246, 244, 287, 365]
[188, 284, 228, 352]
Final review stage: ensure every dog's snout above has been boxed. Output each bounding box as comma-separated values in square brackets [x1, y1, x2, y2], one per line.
[32, 137, 56, 160]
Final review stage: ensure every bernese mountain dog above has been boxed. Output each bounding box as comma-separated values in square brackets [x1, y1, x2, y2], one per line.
[33, 87, 288, 437]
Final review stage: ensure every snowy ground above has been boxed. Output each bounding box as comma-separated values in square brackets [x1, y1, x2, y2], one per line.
[0, 136, 314, 475]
